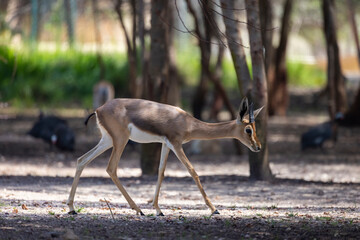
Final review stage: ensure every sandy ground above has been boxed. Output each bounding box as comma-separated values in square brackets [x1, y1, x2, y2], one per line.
[0, 112, 360, 239]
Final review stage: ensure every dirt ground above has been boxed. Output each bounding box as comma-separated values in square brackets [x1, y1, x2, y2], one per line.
[0, 106, 360, 239]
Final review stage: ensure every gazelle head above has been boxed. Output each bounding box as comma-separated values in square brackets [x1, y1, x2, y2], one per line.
[235, 97, 264, 152]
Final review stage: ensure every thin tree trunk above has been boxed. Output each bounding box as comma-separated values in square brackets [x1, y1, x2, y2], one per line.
[322, 0, 347, 122]
[347, 0, 360, 68]
[220, 0, 253, 155]
[186, 0, 242, 154]
[341, 88, 360, 126]
[167, 3, 181, 107]
[220, 0, 252, 97]
[91, 0, 105, 80]
[147, 0, 170, 103]
[30, 0, 38, 43]
[210, 44, 225, 120]
[186, 0, 211, 120]
[140, 0, 170, 175]
[258, 0, 273, 76]
[0, 1, 10, 16]
[114, 0, 139, 98]
[64, 0, 76, 47]
[246, 0, 273, 181]
[138, 0, 147, 99]
[130, 0, 142, 98]
[5, 0, 29, 36]
[208, 42, 236, 119]
[268, 0, 293, 116]
[341, 0, 360, 126]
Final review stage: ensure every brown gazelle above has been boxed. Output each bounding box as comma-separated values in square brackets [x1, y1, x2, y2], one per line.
[93, 80, 115, 109]
[67, 97, 264, 216]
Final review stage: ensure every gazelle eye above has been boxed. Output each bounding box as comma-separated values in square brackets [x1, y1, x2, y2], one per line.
[245, 128, 252, 134]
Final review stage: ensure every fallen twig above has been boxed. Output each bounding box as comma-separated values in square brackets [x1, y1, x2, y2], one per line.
[103, 198, 115, 222]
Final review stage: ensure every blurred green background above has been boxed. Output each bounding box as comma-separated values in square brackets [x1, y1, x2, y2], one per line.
[1, 0, 358, 109]
[0, 45, 326, 108]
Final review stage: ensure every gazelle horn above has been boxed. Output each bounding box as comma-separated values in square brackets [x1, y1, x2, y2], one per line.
[249, 102, 255, 123]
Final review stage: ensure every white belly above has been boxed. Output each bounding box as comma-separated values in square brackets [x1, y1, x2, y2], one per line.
[127, 123, 176, 152]
[127, 123, 165, 144]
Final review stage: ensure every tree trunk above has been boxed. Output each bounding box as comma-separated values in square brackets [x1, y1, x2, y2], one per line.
[64, 0, 76, 47]
[91, 0, 105, 80]
[6, 0, 30, 37]
[347, 0, 360, 67]
[147, 0, 170, 103]
[245, 0, 273, 181]
[30, 0, 39, 43]
[185, 0, 212, 120]
[140, 0, 170, 175]
[258, 0, 274, 76]
[186, 0, 242, 154]
[341, 88, 360, 126]
[341, 0, 360, 126]
[322, 0, 347, 122]
[221, 0, 251, 154]
[268, 0, 293, 116]
[114, 0, 140, 98]
[220, 0, 252, 97]
[166, 2, 181, 107]
[138, 0, 147, 99]
[209, 43, 236, 120]
[0, 0, 10, 15]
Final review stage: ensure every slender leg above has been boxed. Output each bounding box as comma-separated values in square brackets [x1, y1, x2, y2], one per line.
[67, 135, 112, 214]
[106, 138, 144, 215]
[173, 145, 219, 215]
[152, 143, 170, 216]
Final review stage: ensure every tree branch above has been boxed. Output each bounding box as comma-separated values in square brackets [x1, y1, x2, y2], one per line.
[114, 0, 134, 53]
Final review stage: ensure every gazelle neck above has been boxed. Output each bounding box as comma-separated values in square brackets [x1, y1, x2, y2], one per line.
[188, 119, 237, 141]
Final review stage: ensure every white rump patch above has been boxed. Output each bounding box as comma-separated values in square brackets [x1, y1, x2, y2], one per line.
[96, 115, 113, 147]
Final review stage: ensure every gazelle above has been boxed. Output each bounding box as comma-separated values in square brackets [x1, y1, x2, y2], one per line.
[67, 97, 264, 216]
[93, 80, 115, 110]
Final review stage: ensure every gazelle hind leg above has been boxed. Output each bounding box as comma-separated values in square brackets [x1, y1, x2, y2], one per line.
[106, 137, 144, 215]
[152, 143, 170, 216]
[67, 134, 112, 214]
[173, 145, 218, 215]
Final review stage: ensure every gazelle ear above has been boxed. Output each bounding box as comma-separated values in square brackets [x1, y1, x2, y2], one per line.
[253, 106, 265, 119]
[237, 97, 249, 123]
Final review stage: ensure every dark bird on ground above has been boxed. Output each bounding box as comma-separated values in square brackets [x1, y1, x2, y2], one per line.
[301, 113, 344, 151]
[28, 113, 75, 151]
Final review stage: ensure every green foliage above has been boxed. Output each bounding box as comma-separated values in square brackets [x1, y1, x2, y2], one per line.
[222, 59, 238, 89]
[176, 45, 200, 86]
[287, 61, 326, 87]
[0, 46, 128, 108]
[0, 44, 326, 108]
[177, 45, 325, 89]
[222, 59, 325, 88]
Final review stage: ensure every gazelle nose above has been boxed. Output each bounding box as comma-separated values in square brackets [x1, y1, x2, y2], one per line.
[256, 146, 261, 151]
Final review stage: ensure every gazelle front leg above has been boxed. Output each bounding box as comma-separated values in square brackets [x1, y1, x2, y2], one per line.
[106, 137, 144, 216]
[173, 145, 219, 215]
[67, 136, 112, 214]
[152, 143, 170, 216]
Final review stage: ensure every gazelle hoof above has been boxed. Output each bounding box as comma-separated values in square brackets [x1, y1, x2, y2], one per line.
[140, 211, 145, 216]
[212, 209, 220, 215]
[68, 210, 77, 215]
[157, 212, 164, 216]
